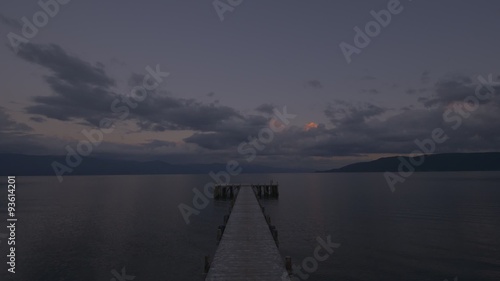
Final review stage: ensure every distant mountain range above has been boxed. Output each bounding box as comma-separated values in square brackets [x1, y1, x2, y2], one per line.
[2, 152, 499, 177]
[0, 153, 301, 176]
[319, 152, 500, 173]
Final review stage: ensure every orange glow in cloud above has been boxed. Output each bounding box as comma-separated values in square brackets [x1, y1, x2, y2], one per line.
[304, 122, 318, 131]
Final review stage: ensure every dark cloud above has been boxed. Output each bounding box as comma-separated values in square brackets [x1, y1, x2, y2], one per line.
[406, 88, 428, 95]
[420, 70, 431, 84]
[0, 13, 20, 29]
[255, 103, 275, 115]
[110, 57, 127, 67]
[325, 101, 387, 128]
[16, 43, 115, 88]
[0, 108, 56, 156]
[274, 75, 500, 158]
[14, 43, 249, 132]
[142, 139, 176, 149]
[183, 114, 269, 149]
[400, 105, 415, 111]
[184, 132, 247, 150]
[12, 43, 500, 166]
[323, 100, 350, 122]
[360, 88, 379, 95]
[129, 92, 244, 131]
[305, 80, 323, 89]
[127, 72, 144, 86]
[0, 107, 32, 133]
[406, 88, 417, 95]
[207, 92, 215, 97]
[223, 74, 500, 161]
[14, 43, 117, 125]
[360, 75, 376, 80]
[29, 116, 46, 123]
[420, 75, 496, 108]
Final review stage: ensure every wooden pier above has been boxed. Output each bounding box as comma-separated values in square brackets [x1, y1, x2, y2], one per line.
[205, 182, 291, 280]
[214, 182, 279, 200]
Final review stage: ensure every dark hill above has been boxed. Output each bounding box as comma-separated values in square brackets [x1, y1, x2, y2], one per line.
[318, 152, 500, 173]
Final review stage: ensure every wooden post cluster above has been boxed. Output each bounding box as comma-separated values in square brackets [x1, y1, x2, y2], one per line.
[251, 180, 279, 199]
[214, 184, 241, 200]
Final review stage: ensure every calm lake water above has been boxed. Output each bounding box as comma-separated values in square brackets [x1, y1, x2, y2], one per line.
[1, 172, 499, 280]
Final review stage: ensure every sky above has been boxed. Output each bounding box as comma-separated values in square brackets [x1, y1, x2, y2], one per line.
[0, 0, 500, 170]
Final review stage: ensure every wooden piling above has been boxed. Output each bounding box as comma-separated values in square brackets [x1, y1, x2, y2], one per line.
[217, 225, 226, 244]
[273, 229, 279, 247]
[265, 215, 271, 225]
[214, 186, 219, 199]
[285, 256, 292, 273]
[204, 255, 211, 274]
[216, 228, 222, 244]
